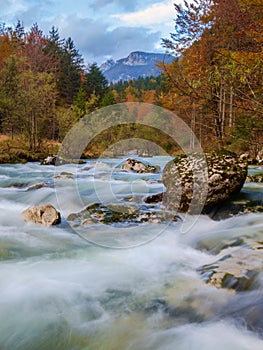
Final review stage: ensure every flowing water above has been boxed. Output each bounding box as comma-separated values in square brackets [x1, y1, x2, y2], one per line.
[0, 157, 263, 350]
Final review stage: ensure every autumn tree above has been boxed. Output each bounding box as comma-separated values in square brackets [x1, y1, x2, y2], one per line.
[161, 0, 263, 152]
[0, 56, 20, 136]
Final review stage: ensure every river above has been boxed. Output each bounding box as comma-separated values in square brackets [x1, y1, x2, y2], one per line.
[0, 157, 263, 350]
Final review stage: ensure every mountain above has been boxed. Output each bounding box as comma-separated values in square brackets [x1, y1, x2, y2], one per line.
[100, 51, 174, 84]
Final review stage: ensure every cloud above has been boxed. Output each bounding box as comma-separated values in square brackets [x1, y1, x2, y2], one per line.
[0, 0, 54, 27]
[90, 0, 136, 11]
[0, 0, 25, 23]
[90, 0, 161, 11]
[0, 0, 11, 8]
[56, 15, 162, 64]
[0, 0, 170, 65]
[112, 0, 176, 26]
[15, 1, 53, 26]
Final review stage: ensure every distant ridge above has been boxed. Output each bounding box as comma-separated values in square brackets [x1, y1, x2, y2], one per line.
[100, 51, 174, 84]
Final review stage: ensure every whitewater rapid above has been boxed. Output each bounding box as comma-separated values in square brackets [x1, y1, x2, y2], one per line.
[0, 158, 262, 350]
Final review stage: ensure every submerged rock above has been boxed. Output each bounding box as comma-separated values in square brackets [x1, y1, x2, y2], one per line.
[67, 203, 179, 226]
[26, 182, 46, 191]
[21, 204, 61, 226]
[207, 192, 263, 220]
[54, 171, 74, 180]
[162, 151, 248, 214]
[198, 240, 263, 292]
[144, 192, 163, 204]
[222, 292, 263, 336]
[122, 158, 160, 173]
[246, 173, 263, 183]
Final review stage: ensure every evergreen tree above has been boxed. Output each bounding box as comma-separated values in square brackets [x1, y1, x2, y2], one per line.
[57, 37, 83, 105]
[84, 63, 108, 101]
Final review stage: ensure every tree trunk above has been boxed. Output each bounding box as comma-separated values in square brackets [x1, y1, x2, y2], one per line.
[229, 85, 233, 128]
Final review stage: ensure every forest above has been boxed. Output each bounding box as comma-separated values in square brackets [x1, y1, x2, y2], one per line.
[0, 0, 262, 161]
[159, 0, 263, 156]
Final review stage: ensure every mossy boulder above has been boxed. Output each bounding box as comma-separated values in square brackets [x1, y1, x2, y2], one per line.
[67, 203, 179, 226]
[162, 151, 248, 213]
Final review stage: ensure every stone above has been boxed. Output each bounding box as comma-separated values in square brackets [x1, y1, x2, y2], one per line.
[256, 149, 263, 165]
[26, 182, 46, 191]
[162, 151, 248, 214]
[54, 171, 74, 180]
[198, 240, 263, 291]
[144, 193, 163, 204]
[246, 173, 263, 183]
[67, 203, 179, 226]
[122, 158, 160, 173]
[21, 204, 61, 226]
[41, 156, 67, 166]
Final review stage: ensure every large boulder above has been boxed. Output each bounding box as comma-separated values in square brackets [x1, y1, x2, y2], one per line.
[21, 204, 61, 226]
[162, 151, 248, 213]
[122, 158, 160, 173]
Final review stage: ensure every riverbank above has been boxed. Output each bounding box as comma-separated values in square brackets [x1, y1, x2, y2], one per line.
[0, 135, 60, 163]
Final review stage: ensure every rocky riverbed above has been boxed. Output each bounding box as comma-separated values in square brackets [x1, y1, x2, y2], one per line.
[1, 155, 263, 349]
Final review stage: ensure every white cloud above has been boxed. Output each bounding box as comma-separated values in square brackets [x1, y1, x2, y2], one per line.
[111, 0, 177, 27]
[52, 14, 162, 64]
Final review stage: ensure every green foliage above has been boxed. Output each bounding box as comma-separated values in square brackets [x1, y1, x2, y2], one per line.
[85, 63, 108, 98]
[55, 106, 78, 141]
[73, 88, 87, 118]
[112, 75, 164, 94]
[15, 69, 57, 151]
[100, 90, 116, 108]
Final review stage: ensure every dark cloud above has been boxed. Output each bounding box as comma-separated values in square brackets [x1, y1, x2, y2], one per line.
[59, 15, 161, 65]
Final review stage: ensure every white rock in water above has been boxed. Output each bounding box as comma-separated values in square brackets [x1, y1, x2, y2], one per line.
[21, 204, 61, 226]
[122, 158, 160, 173]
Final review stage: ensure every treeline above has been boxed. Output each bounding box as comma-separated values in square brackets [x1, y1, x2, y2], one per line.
[159, 0, 263, 155]
[112, 75, 163, 96]
[0, 21, 114, 152]
[1, 0, 262, 159]
[0, 20, 177, 159]
[110, 75, 169, 104]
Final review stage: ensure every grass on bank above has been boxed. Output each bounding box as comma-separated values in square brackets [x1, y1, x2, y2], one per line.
[0, 134, 60, 163]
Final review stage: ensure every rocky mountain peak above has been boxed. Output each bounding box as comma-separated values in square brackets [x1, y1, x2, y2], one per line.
[100, 51, 173, 83]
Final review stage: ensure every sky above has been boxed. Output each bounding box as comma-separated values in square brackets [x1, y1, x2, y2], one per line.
[0, 0, 181, 66]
